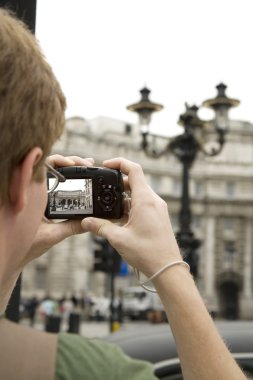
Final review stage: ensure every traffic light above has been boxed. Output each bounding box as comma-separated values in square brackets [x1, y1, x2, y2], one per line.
[93, 238, 110, 272]
[93, 236, 122, 273]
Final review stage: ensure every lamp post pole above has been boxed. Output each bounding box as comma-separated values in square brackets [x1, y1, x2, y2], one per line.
[127, 84, 239, 279]
[169, 108, 202, 277]
[0, 0, 37, 33]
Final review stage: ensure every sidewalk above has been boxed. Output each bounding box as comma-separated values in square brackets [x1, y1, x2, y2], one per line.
[20, 318, 152, 338]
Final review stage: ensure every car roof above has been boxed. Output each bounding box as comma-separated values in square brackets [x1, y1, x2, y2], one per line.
[105, 321, 253, 363]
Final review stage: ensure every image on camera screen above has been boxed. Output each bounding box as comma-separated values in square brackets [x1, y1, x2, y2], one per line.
[48, 178, 93, 214]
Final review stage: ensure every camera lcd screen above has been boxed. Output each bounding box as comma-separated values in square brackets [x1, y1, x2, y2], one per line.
[48, 178, 93, 215]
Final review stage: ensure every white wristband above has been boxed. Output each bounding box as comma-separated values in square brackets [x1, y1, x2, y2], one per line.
[135, 260, 190, 293]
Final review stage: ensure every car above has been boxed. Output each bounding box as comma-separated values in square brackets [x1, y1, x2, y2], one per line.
[89, 296, 110, 321]
[105, 321, 253, 379]
[122, 286, 165, 321]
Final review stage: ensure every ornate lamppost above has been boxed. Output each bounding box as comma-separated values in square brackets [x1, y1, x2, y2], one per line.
[127, 84, 239, 279]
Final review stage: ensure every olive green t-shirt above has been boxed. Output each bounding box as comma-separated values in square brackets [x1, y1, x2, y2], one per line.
[55, 333, 158, 380]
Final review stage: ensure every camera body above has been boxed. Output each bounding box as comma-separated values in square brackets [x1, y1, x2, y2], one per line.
[45, 166, 124, 219]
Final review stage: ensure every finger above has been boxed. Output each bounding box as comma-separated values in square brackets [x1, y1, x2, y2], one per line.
[123, 197, 131, 215]
[81, 217, 118, 240]
[66, 156, 95, 167]
[103, 157, 147, 191]
[123, 176, 131, 192]
[47, 154, 75, 167]
[117, 214, 129, 225]
[49, 220, 85, 244]
[115, 199, 131, 225]
[48, 154, 94, 168]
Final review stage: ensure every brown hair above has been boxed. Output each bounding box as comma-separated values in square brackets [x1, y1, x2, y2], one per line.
[0, 9, 66, 202]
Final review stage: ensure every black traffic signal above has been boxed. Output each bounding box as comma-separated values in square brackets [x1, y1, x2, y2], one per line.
[94, 238, 110, 272]
[93, 236, 121, 274]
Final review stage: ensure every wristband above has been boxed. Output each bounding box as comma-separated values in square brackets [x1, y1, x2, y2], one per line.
[135, 260, 190, 293]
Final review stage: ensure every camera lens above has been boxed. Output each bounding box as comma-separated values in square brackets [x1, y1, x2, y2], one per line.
[101, 189, 114, 205]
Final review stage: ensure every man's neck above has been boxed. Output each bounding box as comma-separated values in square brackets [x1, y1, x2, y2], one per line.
[0, 210, 21, 313]
[0, 320, 57, 380]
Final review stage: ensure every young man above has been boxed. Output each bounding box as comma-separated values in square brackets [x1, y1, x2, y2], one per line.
[0, 9, 156, 379]
[0, 9, 247, 380]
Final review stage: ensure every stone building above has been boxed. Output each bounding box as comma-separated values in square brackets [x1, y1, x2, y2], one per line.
[22, 108, 253, 319]
[48, 182, 93, 216]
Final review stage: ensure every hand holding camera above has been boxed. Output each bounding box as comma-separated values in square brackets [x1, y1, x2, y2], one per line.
[82, 157, 182, 278]
[28, 155, 100, 263]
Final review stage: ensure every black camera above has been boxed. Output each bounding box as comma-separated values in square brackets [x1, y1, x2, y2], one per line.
[45, 166, 124, 219]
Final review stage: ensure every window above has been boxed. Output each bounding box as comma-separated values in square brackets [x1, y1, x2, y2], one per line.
[195, 181, 204, 197]
[223, 241, 237, 268]
[172, 180, 181, 196]
[223, 217, 234, 231]
[35, 266, 47, 290]
[151, 175, 161, 192]
[226, 182, 235, 198]
[171, 214, 179, 230]
[192, 215, 202, 230]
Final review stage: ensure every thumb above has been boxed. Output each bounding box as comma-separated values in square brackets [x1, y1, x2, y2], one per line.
[81, 217, 118, 240]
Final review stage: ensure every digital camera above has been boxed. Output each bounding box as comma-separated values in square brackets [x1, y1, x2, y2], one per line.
[45, 166, 124, 219]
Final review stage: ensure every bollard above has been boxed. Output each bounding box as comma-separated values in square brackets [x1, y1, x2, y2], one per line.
[45, 315, 61, 333]
[68, 312, 81, 334]
[111, 321, 120, 333]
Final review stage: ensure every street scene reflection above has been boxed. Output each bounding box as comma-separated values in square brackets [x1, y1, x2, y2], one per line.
[48, 178, 93, 215]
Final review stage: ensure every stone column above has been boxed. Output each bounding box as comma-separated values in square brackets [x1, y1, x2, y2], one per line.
[243, 219, 252, 298]
[204, 217, 215, 297]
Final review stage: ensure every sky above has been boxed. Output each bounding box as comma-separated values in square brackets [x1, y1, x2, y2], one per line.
[36, 0, 253, 137]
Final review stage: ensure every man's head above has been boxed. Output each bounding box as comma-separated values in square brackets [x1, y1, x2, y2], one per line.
[0, 9, 66, 203]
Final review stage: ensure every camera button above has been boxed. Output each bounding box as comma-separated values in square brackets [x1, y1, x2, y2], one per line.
[76, 167, 82, 173]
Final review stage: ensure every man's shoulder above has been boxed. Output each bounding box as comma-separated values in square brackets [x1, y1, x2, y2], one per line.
[56, 332, 120, 379]
[55, 332, 157, 380]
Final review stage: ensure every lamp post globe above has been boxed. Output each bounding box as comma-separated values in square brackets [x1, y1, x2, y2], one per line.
[127, 87, 163, 146]
[202, 82, 240, 131]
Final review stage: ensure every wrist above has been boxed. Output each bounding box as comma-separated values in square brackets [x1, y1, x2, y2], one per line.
[152, 263, 195, 297]
[141, 245, 183, 279]
[137, 260, 190, 293]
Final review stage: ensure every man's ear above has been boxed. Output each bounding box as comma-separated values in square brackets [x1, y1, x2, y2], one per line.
[9, 147, 43, 213]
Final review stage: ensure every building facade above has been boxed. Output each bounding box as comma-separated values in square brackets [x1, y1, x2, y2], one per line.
[22, 115, 253, 319]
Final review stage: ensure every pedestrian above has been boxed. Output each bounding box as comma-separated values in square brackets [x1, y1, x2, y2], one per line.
[27, 296, 39, 326]
[0, 8, 246, 380]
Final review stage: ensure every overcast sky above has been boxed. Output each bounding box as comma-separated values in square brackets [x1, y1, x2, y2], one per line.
[36, 0, 253, 136]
